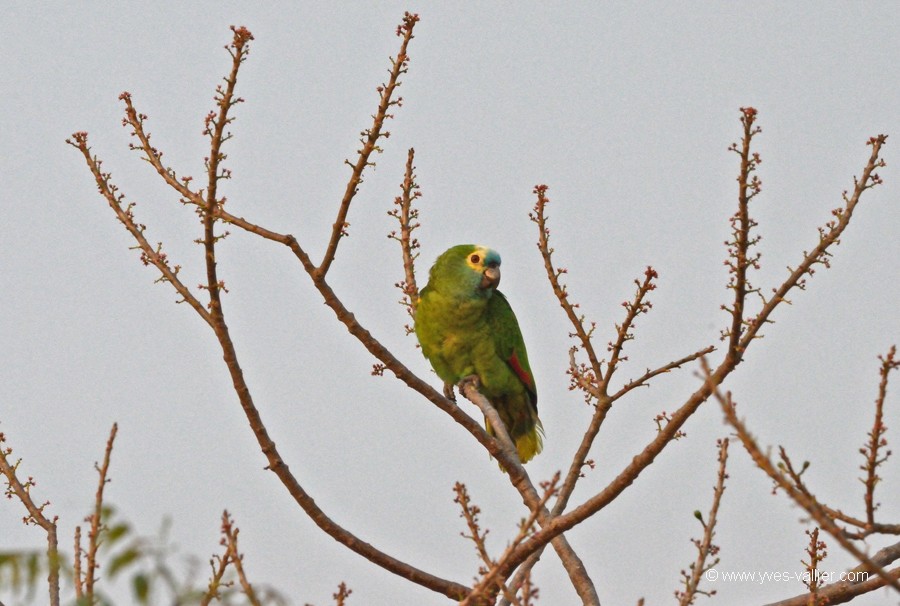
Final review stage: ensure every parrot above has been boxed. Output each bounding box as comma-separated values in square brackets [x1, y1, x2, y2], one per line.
[414, 244, 543, 464]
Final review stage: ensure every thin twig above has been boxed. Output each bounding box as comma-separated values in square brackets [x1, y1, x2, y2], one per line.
[220, 511, 262, 606]
[604, 267, 658, 387]
[71, 20, 471, 602]
[677, 438, 728, 605]
[500, 117, 889, 584]
[723, 107, 763, 362]
[610, 346, 717, 402]
[200, 543, 232, 606]
[74, 525, 84, 599]
[453, 482, 519, 606]
[765, 539, 900, 605]
[802, 527, 828, 606]
[387, 147, 421, 331]
[67, 130, 210, 326]
[85, 423, 118, 600]
[453, 482, 494, 571]
[461, 474, 559, 606]
[737, 134, 886, 354]
[458, 379, 600, 605]
[556, 266, 662, 509]
[503, 185, 719, 601]
[862, 345, 897, 528]
[0, 432, 61, 606]
[701, 358, 900, 596]
[530, 185, 604, 387]
[318, 13, 419, 279]
[201, 26, 252, 325]
[333, 582, 353, 606]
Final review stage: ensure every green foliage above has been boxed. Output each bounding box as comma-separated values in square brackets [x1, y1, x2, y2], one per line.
[107, 547, 140, 578]
[0, 504, 285, 605]
[0, 551, 42, 602]
[132, 573, 149, 603]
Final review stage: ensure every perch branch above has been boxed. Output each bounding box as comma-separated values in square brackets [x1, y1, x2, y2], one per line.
[459, 380, 600, 605]
[72, 20, 471, 602]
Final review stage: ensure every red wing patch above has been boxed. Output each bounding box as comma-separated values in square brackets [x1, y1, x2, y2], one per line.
[507, 350, 538, 406]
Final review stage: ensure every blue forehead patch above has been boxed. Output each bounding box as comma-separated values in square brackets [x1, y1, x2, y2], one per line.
[480, 247, 501, 266]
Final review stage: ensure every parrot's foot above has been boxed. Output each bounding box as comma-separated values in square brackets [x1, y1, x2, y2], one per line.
[443, 382, 456, 401]
[458, 374, 481, 395]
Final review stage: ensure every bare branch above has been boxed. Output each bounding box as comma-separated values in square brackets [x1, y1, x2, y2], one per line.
[318, 13, 420, 279]
[560, 265, 670, 493]
[74, 525, 84, 599]
[501, 112, 888, 602]
[0, 432, 61, 606]
[722, 107, 764, 362]
[750, 348, 900, 544]
[66, 131, 212, 327]
[221, 511, 262, 606]
[458, 379, 599, 605]
[84, 423, 118, 599]
[200, 535, 233, 606]
[676, 438, 728, 605]
[801, 527, 828, 605]
[201, 26, 253, 325]
[701, 358, 900, 595]
[737, 134, 887, 353]
[610, 346, 717, 402]
[532, 185, 713, 519]
[504, 191, 715, 601]
[764, 540, 900, 606]
[459, 474, 559, 606]
[861, 345, 897, 528]
[71, 21, 470, 601]
[333, 582, 353, 605]
[453, 482, 516, 606]
[530, 185, 604, 388]
[388, 147, 422, 333]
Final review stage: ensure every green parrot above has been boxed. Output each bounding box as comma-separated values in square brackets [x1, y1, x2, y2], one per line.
[415, 244, 543, 464]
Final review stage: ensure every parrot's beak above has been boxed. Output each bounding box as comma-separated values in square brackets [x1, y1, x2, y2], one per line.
[481, 265, 501, 290]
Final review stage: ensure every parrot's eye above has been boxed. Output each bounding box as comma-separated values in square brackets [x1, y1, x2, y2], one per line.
[469, 254, 481, 264]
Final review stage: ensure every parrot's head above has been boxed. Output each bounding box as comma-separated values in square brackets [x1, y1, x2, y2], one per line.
[428, 244, 502, 298]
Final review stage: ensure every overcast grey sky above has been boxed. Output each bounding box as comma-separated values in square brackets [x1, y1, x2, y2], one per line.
[3, 3, 899, 605]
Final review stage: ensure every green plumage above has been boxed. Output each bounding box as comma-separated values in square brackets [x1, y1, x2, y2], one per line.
[415, 244, 543, 464]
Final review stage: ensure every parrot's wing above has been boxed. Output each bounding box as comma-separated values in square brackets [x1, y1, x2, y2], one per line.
[488, 291, 538, 408]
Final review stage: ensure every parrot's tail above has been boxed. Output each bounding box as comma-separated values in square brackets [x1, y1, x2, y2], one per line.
[485, 416, 544, 468]
[515, 418, 544, 464]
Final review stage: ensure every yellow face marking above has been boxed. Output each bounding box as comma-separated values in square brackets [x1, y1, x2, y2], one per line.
[465, 246, 490, 271]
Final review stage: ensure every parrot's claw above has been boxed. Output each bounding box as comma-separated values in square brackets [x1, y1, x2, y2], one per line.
[443, 382, 456, 401]
[458, 374, 481, 395]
